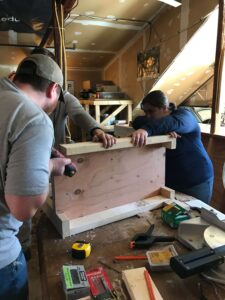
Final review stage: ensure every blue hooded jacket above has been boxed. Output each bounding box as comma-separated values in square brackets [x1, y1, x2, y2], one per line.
[133, 107, 213, 190]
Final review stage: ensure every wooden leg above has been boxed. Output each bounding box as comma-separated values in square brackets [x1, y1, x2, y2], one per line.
[128, 104, 132, 124]
[95, 105, 100, 123]
[101, 104, 126, 126]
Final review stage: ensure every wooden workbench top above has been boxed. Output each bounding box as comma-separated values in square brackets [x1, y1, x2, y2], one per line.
[31, 200, 224, 300]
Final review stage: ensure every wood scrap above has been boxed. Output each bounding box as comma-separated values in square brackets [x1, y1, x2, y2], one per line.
[122, 267, 163, 300]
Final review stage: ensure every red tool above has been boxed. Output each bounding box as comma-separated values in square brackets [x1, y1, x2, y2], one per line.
[86, 267, 115, 299]
[114, 255, 147, 261]
[51, 147, 77, 177]
[144, 270, 156, 300]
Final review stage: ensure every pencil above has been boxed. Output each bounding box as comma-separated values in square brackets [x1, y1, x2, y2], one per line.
[144, 270, 156, 300]
[114, 255, 147, 260]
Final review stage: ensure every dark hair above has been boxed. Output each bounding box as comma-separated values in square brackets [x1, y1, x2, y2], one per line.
[31, 47, 56, 61]
[14, 61, 52, 92]
[141, 90, 176, 112]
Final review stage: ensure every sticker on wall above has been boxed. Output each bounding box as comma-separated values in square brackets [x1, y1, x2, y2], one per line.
[137, 47, 160, 79]
[67, 80, 75, 95]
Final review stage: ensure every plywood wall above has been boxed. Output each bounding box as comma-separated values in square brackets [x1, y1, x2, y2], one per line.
[104, 0, 218, 107]
[187, 0, 218, 39]
[0, 46, 30, 78]
[67, 69, 103, 97]
[120, 37, 144, 103]
[202, 134, 225, 213]
[104, 58, 120, 87]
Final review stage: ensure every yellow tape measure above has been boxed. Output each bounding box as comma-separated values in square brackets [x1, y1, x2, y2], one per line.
[71, 241, 91, 259]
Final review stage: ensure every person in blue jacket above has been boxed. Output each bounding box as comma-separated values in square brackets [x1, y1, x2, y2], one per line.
[131, 90, 214, 203]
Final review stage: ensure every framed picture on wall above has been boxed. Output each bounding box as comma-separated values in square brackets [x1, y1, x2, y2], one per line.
[137, 47, 160, 79]
[66, 80, 75, 95]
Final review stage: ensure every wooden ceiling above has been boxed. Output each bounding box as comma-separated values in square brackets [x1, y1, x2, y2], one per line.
[0, 0, 166, 69]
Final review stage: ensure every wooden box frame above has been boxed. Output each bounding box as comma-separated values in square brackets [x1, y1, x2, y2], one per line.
[43, 136, 176, 238]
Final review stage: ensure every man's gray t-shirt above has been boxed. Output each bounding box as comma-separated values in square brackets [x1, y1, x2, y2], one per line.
[51, 92, 99, 148]
[0, 78, 53, 269]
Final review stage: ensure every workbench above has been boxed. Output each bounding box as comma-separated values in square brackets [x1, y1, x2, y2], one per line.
[32, 193, 225, 300]
[79, 99, 133, 137]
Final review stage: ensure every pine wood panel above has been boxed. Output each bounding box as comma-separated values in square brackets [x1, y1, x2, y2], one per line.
[122, 267, 163, 300]
[54, 145, 165, 220]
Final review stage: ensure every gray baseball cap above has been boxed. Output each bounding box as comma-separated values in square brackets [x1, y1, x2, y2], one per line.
[16, 54, 64, 101]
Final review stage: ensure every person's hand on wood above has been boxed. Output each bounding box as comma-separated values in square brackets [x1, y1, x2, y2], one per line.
[92, 128, 116, 148]
[169, 131, 181, 139]
[131, 129, 148, 147]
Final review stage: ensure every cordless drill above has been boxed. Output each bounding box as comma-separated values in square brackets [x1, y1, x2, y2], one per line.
[51, 148, 77, 177]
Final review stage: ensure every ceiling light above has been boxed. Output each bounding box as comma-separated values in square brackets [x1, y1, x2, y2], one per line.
[158, 0, 181, 7]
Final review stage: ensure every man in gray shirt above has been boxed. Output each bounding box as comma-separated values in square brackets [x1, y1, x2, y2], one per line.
[0, 54, 70, 299]
[52, 91, 116, 148]
[31, 47, 117, 149]
[16, 48, 117, 259]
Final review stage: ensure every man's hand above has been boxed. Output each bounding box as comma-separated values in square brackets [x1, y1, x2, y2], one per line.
[169, 131, 181, 139]
[92, 128, 116, 148]
[131, 129, 148, 147]
[49, 157, 71, 176]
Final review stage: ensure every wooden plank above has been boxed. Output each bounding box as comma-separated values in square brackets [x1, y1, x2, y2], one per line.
[42, 198, 70, 238]
[160, 186, 175, 199]
[68, 197, 166, 235]
[55, 146, 165, 219]
[101, 104, 127, 126]
[122, 267, 163, 300]
[95, 105, 100, 123]
[60, 135, 176, 156]
[80, 100, 133, 105]
[43, 193, 170, 237]
[128, 103, 133, 123]
[211, 0, 225, 134]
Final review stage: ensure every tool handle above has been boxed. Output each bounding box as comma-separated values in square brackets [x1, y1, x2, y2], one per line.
[154, 236, 176, 242]
[145, 224, 155, 237]
[114, 255, 147, 260]
[144, 270, 156, 300]
[51, 147, 77, 177]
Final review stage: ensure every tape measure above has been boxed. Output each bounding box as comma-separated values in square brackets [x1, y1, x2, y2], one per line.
[71, 241, 91, 259]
